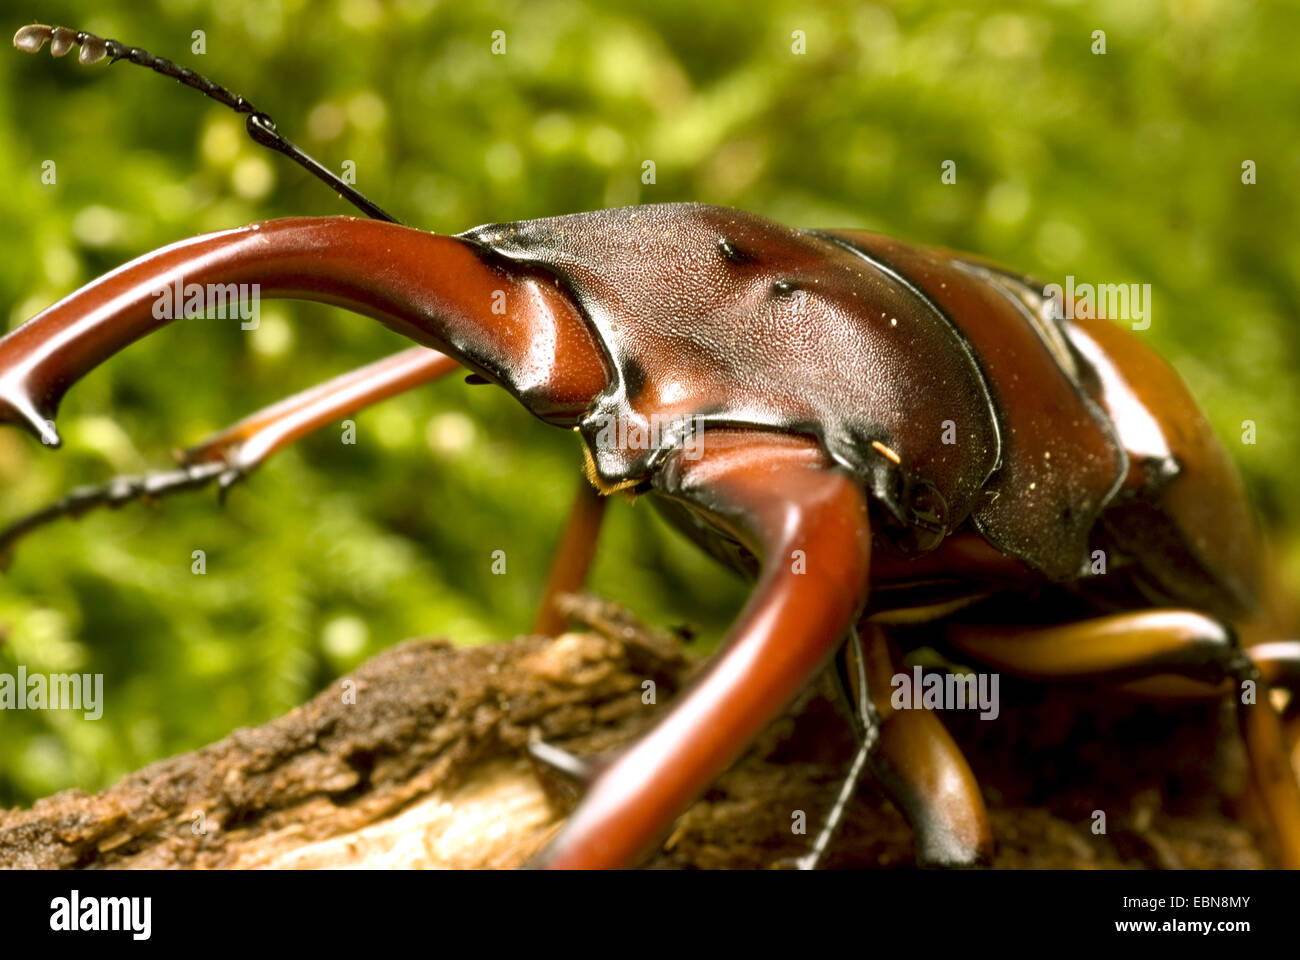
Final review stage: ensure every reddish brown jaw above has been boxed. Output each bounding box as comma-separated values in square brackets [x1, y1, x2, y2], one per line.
[532, 432, 874, 868]
[0, 216, 609, 444]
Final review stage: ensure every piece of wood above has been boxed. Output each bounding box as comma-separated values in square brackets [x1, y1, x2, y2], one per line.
[0, 595, 1280, 869]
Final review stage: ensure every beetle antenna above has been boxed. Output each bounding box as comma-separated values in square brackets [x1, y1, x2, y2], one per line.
[13, 24, 400, 223]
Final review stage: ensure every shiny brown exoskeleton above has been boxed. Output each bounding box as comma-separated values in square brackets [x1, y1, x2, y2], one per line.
[4, 24, 1299, 870]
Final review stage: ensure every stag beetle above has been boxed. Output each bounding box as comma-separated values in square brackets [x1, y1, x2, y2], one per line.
[4, 24, 1300, 870]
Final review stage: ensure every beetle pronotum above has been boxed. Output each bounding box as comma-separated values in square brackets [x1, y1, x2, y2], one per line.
[5, 23, 1300, 870]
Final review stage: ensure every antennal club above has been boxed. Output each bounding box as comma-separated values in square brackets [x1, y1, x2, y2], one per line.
[13, 23, 400, 223]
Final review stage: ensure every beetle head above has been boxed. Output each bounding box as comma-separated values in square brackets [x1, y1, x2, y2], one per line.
[465, 203, 1000, 541]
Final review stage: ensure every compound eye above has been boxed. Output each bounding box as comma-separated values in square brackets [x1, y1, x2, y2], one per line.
[770, 278, 798, 297]
[717, 237, 752, 264]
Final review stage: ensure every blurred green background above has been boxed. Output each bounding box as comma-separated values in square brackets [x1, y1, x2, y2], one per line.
[1, 0, 1298, 806]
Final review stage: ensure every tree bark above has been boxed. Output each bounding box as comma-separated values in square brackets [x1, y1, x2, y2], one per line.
[0, 594, 1279, 869]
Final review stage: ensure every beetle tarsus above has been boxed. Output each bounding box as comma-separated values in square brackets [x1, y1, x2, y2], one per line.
[215, 467, 247, 505]
[793, 626, 880, 870]
[793, 738, 874, 870]
[0, 460, 227, 563]
[527, 735, 594, 784]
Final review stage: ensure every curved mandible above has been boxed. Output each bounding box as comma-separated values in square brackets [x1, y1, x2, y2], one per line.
[0, 216, 609, 445]
[532, 430, 872, 869]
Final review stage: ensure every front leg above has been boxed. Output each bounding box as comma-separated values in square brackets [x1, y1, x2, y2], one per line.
[532, 478, 608, 636]
[0, 347, 459, 559]
[181, 347, 458, 481]
[532, 431, 873, 869]
[850, 626, 993, 867]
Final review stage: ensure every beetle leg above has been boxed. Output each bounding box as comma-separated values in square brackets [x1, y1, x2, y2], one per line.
[841, 625, 994, 867]
[530, 431, 873, 869]
[179, 347, 457, 482]
[527, 731, 595, 782]
[532, 478, 608, 635]
[794, 626, 880, 870]
[1113, 641, 1300, 753]
[942, 611, 1253, 685]
[0, 461, 227, 563]
[192, 366, 608, 640]
[943, 612, 1300, 869]
[1257, 642, 1300, 748]
[1247, 642, 1300, 716]
[0, 347, 458, 560]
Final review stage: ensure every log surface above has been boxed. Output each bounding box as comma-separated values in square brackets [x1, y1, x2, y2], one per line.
[0, 595, 1277, 869]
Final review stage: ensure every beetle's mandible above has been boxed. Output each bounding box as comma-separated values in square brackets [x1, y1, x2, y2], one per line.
[4, 23, 1300, 870]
